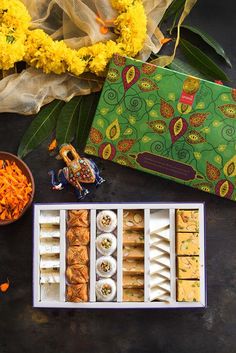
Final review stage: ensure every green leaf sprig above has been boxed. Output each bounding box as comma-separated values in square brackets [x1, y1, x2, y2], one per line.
[18, 100, 64, 158]
[18, 92, 100, 159]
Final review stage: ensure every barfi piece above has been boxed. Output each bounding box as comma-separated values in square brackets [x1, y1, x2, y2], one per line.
[67, 284, 88, 302]
[66, 226, 90, 246]
[123, 245, 144, 259]
[176, 232, 200, 255]
[40, 269, 60, 283]
[176, 210, 199, 232]
[39, 216, 60, 224]
[177, 280, 200, 302]
[177, 256, 200, 279]
[123, 288, 144, 302]
[123, 210, 144, 230]
[67, 209, 89, 228]
[66, 264, 89, 284]
[123, 259, 144, 274]
[40, 224, 60, 238]
[39, 238, 60, 255]
[123, 230, 144, 245]
[123, 274, 144, 288]
[67, 246, 89, 265]
[41, 283, 60, 301]
[40, 254, 60, 268]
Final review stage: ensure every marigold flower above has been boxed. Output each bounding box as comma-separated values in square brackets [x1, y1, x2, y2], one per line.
[0, 0, 147, 76]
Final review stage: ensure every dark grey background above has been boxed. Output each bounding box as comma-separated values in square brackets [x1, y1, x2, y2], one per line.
[0, 1, 236, 352]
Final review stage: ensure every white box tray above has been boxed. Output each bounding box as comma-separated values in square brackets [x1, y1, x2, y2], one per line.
[33, 203, 206, 308]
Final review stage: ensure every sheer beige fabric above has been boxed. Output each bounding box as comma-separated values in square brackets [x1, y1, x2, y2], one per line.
[0, 0, 173, 114]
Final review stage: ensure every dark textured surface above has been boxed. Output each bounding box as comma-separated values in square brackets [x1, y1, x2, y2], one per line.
[0, 1, 236, 353]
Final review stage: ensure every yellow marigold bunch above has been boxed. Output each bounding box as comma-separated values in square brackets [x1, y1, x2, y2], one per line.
[0, 32, 25, 70]
[0, 0, 31, 31]
[24, 29, 67, 74]
[111, 0, 134, 11]
[0, 0, 31, 70]
[115, 1, 147, 56]
[83, 41, 122, 76]
[0, 0, 147, 76]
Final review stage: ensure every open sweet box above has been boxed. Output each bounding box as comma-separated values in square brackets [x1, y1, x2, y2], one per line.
[33, 203, 206, 308]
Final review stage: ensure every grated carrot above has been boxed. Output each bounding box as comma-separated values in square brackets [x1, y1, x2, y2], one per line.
[0, 160, 32, 221]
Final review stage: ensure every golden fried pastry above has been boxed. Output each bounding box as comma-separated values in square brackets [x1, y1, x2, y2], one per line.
[123, 210, 144, 230]
[67, 246, 89, 265]
[66, 226, 90, 246]
[67, 209, 89, 228]
[66, 264, 89, 284]
[67, 284, 88, 302]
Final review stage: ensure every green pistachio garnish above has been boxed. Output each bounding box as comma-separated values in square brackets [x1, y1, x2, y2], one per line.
[101, 284, 112, 296]
[101, 238, 112, 249]
[101, 261, 111, 272]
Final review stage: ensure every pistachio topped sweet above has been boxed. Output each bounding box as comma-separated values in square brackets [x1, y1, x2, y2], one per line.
[96, 278, 116, 301]
[96, 233, 117, 256]
[96, 210, 117, 232]
[96, 256, 117, 278]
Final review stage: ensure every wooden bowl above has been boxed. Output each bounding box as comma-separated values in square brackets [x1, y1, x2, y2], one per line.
[0, 152, 35, 225]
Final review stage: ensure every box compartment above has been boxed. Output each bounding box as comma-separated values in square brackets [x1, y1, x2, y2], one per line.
[33, 203, 206, 308]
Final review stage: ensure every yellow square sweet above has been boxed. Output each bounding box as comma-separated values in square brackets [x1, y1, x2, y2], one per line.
[177, 256, 200, 279]
[176, 210, 199, 232]
[176, 233, 200, 255]
[177, 280, 200, 302]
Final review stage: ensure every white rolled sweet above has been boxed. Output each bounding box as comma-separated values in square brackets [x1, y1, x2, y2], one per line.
[96, 278, 116, 301]
[96, 256, 117, 278]
[96, 210, 117, 233]
[96, 233, 117, 256]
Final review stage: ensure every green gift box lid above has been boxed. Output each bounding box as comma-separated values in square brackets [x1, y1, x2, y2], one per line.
[85, 54, 236, 201]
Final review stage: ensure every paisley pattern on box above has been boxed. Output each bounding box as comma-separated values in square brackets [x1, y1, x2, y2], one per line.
[85, 55, 236, 201]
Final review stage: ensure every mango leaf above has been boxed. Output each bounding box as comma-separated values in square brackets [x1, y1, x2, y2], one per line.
[180, 39, 230, 81]
[167, 57, 208, 79]
[162, 0, 185, 22]
[76, 92, 100, 150]
[56, 96, 82, 147]
[181, 24, 232, 67]
[18, 100, 64, 158]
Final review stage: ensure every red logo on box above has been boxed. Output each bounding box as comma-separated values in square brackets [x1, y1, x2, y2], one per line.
[179, 92, 195, 106]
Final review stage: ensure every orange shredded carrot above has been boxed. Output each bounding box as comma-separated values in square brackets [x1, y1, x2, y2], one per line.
[0, 279, 9, 292]
[0, 160, 32, 221]
[48, 139, 57, 151]
[160, 37, 172, 45]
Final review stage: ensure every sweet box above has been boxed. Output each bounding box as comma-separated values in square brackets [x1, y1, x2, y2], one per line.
[85, 55, 236, 201]
[33, 203, 206, 308]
